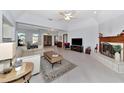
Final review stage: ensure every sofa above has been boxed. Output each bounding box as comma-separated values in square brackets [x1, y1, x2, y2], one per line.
[64, 42, 70, 49]
[16, 45, 43, 57]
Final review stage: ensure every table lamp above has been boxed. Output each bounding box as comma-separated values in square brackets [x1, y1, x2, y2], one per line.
[0, 42, 16, 74]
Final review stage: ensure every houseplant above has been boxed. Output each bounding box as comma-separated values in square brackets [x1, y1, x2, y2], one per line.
[112, 45, 121, 53]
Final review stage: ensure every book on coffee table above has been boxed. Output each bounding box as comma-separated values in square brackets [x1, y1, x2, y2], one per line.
[52, 54, 59, 57]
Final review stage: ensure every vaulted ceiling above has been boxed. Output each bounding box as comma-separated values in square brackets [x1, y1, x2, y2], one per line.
[8, 10, 96, 22]
[7, 10, 124, 31]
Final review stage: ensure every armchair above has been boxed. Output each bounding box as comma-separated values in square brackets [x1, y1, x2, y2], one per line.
[64, 42, 70, 49]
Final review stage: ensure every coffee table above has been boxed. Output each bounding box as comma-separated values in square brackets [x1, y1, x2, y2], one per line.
[44, 51, 63, 68]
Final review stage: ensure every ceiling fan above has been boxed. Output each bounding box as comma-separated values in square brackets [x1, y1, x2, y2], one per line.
[59, 10, 77, 21]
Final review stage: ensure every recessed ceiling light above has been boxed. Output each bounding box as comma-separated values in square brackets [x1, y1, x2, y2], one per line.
[93, 11, 97, 14]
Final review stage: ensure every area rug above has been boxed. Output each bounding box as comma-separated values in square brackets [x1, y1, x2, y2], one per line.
[41, 58, 77, 83]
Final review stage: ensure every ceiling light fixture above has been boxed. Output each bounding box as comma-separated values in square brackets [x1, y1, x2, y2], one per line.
[59, 10, 75, 21]
[93, 11, 97, 14]
[64, 16, 70, 21]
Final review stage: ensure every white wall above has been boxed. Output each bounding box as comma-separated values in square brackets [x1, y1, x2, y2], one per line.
[68, 18, 99, 51]
[3, 23, 14, 38]
[2, 11, 16, 41]
[0, 11, 16, 42]
[2, 11, 15, 26]
[99, 14, 124, 36]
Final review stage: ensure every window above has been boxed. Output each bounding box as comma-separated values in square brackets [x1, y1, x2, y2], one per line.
[18, 33, 25, 46]
[32, 34, 39, 44]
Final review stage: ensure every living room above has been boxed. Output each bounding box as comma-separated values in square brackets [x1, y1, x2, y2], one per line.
[1, 10, 124, 83]
[2, 0, 124, 92]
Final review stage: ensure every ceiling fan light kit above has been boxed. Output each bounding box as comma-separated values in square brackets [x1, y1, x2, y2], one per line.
[59, 10, 76, 21]
[64, 16, 71, 21]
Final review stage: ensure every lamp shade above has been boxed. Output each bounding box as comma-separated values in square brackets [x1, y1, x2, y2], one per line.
[0, 42, 16, 60]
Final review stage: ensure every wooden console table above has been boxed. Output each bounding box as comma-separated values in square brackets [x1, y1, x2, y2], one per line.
[0, 62, 33, 83]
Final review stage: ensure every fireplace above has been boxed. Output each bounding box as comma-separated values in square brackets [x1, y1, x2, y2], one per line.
[100, 43, 121, 59]
[97, 36, 124, 73]
[99, 36, 124, 61]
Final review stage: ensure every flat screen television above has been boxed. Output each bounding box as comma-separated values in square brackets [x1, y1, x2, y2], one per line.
[72, 38, 82, 46]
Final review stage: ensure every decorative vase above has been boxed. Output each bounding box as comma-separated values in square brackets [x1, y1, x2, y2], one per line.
[115, 52, 120, 62]
[14, 58, 22, 72]
[15, 66, 22, 72]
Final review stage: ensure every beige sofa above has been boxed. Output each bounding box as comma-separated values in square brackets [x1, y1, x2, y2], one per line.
[16, 46, 43, 57]
[16, 45, 56, 57]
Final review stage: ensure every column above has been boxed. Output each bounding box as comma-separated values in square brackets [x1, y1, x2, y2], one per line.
[0, 11, 2, 43]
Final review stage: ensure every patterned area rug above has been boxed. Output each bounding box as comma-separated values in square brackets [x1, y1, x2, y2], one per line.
[41, 58, 77, 82]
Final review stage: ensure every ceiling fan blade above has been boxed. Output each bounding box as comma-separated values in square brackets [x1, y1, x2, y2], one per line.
[58, 10, 78, 21]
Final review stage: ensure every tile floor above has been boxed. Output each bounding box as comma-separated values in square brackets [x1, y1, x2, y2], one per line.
[30, 48, 124, 83]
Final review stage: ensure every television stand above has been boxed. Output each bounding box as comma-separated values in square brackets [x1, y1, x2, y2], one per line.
[71, 45, 83, 53]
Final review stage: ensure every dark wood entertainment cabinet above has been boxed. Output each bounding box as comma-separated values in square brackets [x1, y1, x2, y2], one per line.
[71, 45, 83, 53]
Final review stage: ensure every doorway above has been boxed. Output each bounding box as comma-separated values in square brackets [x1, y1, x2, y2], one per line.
[54, 35, 58, 46]
[63, 34, 68, 43]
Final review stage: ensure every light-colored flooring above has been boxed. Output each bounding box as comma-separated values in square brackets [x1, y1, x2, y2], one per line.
[30, 48, 124, 83]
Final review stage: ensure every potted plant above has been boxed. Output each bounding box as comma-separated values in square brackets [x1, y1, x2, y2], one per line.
[113, 45, 121, 53]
